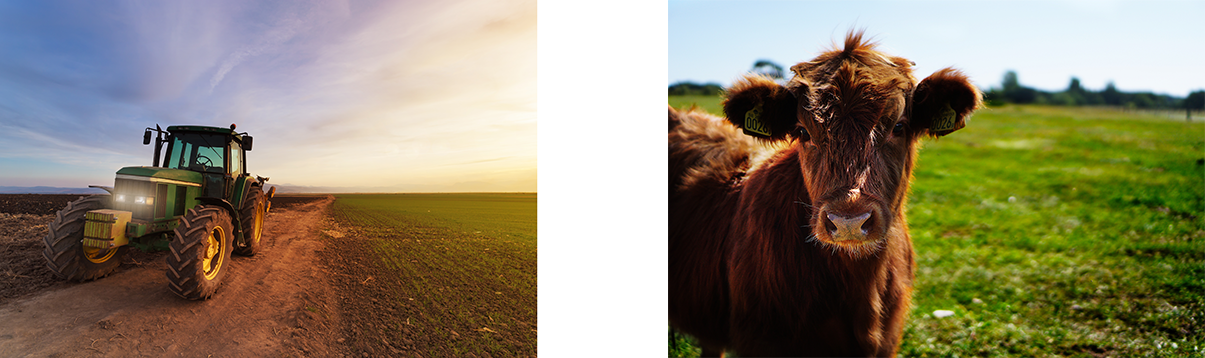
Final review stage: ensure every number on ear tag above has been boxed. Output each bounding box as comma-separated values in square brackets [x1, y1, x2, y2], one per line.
[931, 103, 958, 132]
[743, 102, 771, 137]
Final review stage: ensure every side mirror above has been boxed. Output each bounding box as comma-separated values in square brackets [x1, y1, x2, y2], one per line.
[243, 136, 253, 151]
[143, 130, 152, 145]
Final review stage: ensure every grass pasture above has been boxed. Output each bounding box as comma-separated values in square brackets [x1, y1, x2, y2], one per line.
[669, 96, 1205, 357]
[328, 193, 536, 356]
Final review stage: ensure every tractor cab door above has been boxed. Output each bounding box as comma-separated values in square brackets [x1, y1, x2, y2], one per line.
[230, 140, 244, 178]
[165, 132, 230, 199]
[201, 138, 231, 200]
[227, 139, 244, 199]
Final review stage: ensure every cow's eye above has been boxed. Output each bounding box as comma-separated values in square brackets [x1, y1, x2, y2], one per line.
[892, 122, 905, 134]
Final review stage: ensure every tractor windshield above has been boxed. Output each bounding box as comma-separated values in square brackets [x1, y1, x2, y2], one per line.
[165, 132, 227, 174]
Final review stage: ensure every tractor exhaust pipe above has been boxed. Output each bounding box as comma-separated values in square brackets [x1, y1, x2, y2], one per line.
[145, 125, 166, 167]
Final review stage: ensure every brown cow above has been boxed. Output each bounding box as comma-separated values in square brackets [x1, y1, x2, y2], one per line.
[669, 31, 982, 357]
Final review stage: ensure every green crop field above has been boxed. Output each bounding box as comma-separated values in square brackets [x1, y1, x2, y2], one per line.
[669, 95, 1205, 357]
[328, 193, 536, 356]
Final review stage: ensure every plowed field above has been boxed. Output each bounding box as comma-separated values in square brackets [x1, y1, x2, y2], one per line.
[0, 194, 353, 356]
[0, 194, 91, 215]
[0, 193, 537, 357]
[327, 193, 538, 357]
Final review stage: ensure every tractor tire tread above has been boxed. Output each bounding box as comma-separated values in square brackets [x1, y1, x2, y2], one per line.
[165, 206, 232, 300]
[41, 195, 120, 282]
[233, 184, 266, 256]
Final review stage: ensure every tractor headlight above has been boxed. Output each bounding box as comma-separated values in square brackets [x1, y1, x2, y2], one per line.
[134, 196, 154, 205]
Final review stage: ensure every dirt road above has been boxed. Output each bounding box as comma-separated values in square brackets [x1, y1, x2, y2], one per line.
[0, 196, 347, 357]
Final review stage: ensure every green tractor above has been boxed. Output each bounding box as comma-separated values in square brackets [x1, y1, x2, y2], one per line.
[42, 124, 275, 300]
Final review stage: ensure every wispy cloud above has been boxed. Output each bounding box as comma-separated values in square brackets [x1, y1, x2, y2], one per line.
[0, 0, 535, 192]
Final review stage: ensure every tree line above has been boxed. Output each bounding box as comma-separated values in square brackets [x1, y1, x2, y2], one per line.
[669, 60, 1205, 111]
[986, 70, 1204, 110]
[668, 60, 784, 96]
[667, 81, 724, 96]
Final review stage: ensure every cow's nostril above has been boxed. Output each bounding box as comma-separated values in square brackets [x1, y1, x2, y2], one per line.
[861, 214, 874, 234]
[825, 212, 873, 241]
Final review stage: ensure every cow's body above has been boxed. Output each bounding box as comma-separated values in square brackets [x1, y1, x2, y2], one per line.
[668, 31, 981, 357]
[669, 107, 914, 356]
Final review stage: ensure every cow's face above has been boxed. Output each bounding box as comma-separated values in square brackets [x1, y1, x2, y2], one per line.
[722, 36, 981, 256]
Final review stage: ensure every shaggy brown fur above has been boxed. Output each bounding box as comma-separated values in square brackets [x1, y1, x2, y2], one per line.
[669, 30, 982, 357]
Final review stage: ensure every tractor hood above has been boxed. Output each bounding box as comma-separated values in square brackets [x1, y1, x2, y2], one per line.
[116, 166, 203, 185]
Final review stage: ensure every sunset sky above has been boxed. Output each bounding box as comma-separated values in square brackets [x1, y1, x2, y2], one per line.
[0, 0, 535, 192]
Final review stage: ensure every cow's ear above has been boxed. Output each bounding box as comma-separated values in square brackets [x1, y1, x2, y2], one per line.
[722, 75, 801, 141]
[912, 68, 982, 137]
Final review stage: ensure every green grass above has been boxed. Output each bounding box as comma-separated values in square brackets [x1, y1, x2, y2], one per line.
[669, 94, 726, 116]
[668, 95, 1205, 357]
[329, 193, 536, 356]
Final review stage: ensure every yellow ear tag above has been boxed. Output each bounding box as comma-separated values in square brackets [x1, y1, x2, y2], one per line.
[743, 102, 771, 137]
[931, 103, 958, 132]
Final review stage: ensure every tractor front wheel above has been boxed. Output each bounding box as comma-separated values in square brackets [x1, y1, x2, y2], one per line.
[42, 195, 124, 281]
[166, 206, 233, 300]
[234, 184, 266, 256]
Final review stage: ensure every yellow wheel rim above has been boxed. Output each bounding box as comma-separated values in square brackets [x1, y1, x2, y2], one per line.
[83, 245, 117, 264]
[252, 200, 265, 244]
[202, 226, 226, 280]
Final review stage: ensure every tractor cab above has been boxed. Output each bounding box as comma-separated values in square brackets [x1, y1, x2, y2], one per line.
[150, 125, 253, 199]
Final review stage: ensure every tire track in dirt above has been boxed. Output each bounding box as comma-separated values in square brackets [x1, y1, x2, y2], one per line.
[0, 196, 344, 357]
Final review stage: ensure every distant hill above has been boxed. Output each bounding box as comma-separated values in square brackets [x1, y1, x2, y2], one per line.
[263, 182, 534, 194]
[1, 184, 331, 195]
[0, 186, 109, 194]
[263, 183, 445, 194]
[265, 183, 329, 194]
[0, 184, 530, 195]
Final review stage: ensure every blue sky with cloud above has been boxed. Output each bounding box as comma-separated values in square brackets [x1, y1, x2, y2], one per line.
[0, 0, 535, 192]
[670, 0, 1204, 97]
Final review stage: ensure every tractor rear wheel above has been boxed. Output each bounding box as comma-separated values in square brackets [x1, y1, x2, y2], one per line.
[234, 184, 266, 256]
[42, 195, 124, 281]
[166, 206, 233, 300]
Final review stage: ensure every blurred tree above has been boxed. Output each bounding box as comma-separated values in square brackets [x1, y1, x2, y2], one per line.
[1130, 92, 1155, 109]
[1081, 90, 1104, 106]
[668, 81, 724, 96]
[984, 73, 1184, 109]
[752, 60, 785, 80]
[1061, 77, 1086, 106]
[998, 71, 1036, 104]
[1186, 90, 1205, 110]
[1051, 92, 1077, 106]
[1002, 71, 1020, 91]
[982, 88, 1007, 107]
[1185, 90, 1204, 121]
[1067, 77, 1083, 94]
[1102, 82, 1121, 105]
